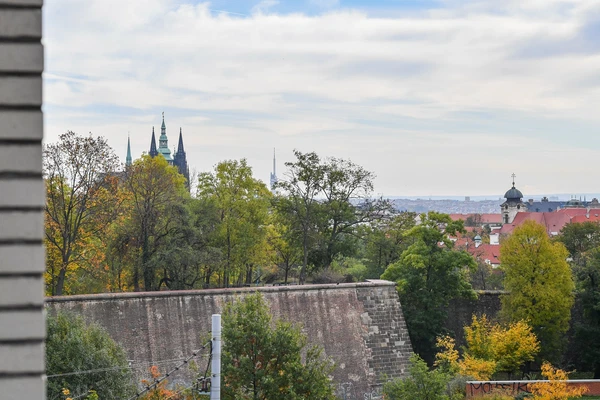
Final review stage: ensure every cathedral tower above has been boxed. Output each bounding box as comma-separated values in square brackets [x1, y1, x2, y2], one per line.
[157, 112, 172, 162]
[126, 134, 132, 166]
[173, 127, 190, 190]
[149, 127, 158, 158]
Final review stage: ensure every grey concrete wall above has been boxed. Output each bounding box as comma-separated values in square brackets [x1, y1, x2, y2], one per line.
[46, 280, 413, 398]
[0, 1, 45, 399]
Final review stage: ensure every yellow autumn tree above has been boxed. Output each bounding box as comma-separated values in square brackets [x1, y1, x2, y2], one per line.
[490, 320, 540, 376]
[464, 314, 494, 360]
[435, 315, 539, 380]
[529, 362, 588, 400]
[500, 220, 575, 362]
[435, 335, 496, 380]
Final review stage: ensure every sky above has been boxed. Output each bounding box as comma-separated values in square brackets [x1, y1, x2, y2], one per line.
[43, 0, 600, 198]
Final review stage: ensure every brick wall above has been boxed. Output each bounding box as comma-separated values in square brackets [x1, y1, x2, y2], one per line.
[47, 280, 413, 398]
[0, 0, 45, 399]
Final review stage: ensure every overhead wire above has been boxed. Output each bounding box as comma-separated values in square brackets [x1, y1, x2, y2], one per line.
[47, 355, 209, 379]
[128, 341, 212, 400]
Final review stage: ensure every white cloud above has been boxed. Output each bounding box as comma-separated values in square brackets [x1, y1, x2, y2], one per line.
[43, 0, 600, 196]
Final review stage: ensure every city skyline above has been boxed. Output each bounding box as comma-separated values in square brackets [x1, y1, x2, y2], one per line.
[43, 0, 600, 196]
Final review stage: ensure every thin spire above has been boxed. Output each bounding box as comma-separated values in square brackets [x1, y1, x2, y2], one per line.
[177, 127, 185, 155]
[511, 172, 516, 187]
[149, 126, 158, 157]
[126, 133, 132, 166]
[161, 111, 166, 134]
[270, 148, 278, 191]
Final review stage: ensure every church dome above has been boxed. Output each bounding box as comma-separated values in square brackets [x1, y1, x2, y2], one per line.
[504, 185, 523, 200]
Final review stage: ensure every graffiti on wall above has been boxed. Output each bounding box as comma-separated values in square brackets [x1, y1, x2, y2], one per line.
[467, 381, 530, 397]
[336, 382, 383, 400]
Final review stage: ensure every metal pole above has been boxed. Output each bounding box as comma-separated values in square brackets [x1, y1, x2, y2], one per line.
[211, 314, 221, 400]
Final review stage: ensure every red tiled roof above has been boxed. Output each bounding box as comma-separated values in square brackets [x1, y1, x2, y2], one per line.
[448, 213, 503, 224]
[544, 212, 571, 234]
[500, 211, 574, 236]
[556, 208, 589, 218]
[571, 213, 600, 223]
[468, 243, 501, 265]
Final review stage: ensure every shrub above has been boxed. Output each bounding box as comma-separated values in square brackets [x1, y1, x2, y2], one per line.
[383, 354, 454, 400]
[46, 312, 135, 400]
[529, 362, 588, 400]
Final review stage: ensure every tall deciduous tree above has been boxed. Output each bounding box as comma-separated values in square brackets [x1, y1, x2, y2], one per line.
[276, 150, 390, 283]
[222, 293, 336, 400]
[500, 220, 575, 362]
[44, 131, 120, 295]
[275, 151, 325, 284]
[363, 212, 417, 278]
[122, 154, 187, 291]
[558, 221, 600, 378]
[382, 212, 476, 363]
[197, 159, 271, 287]
[316, 157, 392, 269]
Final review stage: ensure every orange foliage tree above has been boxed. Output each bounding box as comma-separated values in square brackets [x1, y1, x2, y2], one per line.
[529, 362, 588, 400]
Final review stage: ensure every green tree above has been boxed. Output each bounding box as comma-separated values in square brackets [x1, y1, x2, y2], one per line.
[382, 212, 476, 363]
[558, 221, 600, 265]
[267, 218, 303, 284]
[44, 131, 120, 295]
[500, 220, 575, 362]
[276, 150, 390, 283]
[383, 354, 453, 400]
[558, 222, 600, 378]
[121, 154, 188, 291]
[222, 293, 336, 400]
[147, 197, 222, 290]
[315, 157, 391, 269]
[275, 151, 325, 284]
[46, 312, 134, 399]
[362, 212, 416, 278]
[197, 159, 271, 287]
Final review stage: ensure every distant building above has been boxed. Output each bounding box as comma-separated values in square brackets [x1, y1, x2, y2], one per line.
[146, 113, 190, 190]
[500, 175, 526, 224]
[525, 196, 563, 212]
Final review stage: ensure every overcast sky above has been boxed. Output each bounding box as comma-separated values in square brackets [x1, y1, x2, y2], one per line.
[43, 0, 600, 198]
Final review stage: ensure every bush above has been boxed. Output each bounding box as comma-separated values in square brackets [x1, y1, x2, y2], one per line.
[222, 292, 336, 400]
[46, 312, 135, 399]
[529, 362, 588, 399]
[383, 354, 456, 400]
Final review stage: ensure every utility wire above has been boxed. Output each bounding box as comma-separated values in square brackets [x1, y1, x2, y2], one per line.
[128, 342, 211, 400]
[47, 356, 209, 379]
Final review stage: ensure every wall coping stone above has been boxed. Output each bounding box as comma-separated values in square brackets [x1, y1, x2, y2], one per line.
[467, 380, 600, 384]
[45, 279, 396, 303]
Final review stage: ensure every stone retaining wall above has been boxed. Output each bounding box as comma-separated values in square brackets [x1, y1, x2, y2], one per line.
[46, 280, 412, 398]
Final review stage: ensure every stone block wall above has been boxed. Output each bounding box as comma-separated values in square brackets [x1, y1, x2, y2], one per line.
[0, 1, 45, 399]
[47, 280, 412, 399]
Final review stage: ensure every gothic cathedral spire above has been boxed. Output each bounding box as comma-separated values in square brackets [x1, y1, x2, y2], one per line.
[149, 127, 158, 157]
[126, 134, 132, 166]
[173, 127, 190, 191]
